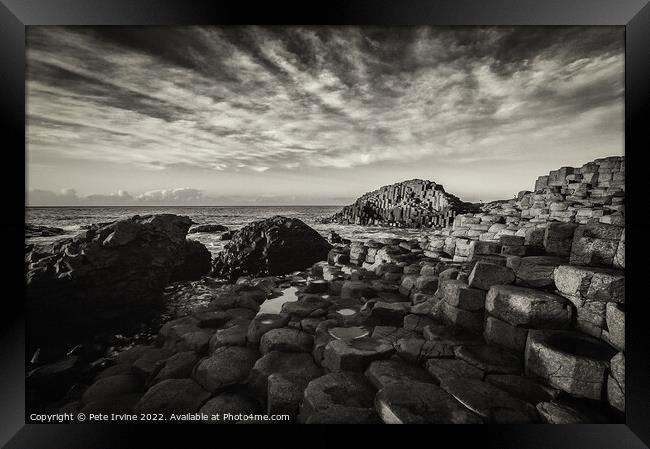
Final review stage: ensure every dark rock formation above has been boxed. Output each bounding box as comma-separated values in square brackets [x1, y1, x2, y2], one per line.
[322, 179, 478, 228]
[212, 216, 331, 281]
[25, 214, 212, 346]
[25, 224, 66, 238]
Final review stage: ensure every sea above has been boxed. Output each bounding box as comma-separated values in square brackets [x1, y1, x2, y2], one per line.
[26, 206, 428, 256]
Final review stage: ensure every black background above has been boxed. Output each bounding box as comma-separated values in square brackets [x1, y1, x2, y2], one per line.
[1, 0, 649, 447]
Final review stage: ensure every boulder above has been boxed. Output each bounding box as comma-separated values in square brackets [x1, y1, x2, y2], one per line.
[152, 351, 198, 383]
[209, 318, 251, 350]
[484, 316, 529, 354]
[26, 214, 211, 342]
[212, 216, 332, 281]
[323, 337, 394, 372]
[364, 359, 433, 389]
[259, 328, 314, 354]
[485, 285, 572, 329]
[570, 223, 624, 267]
[506, 256, 566, 288]
[199, 392, 261, 420]
[543, 223, 578, 256]
[299, 372, 377, 423]
[247, 314, 290, 345]
[248, 351, 322, 399]
[467, 262, 515, 291]
[133, 378, 210, 416]
[524, 330, 616, 400]
[81, 373, 143, 404]
[193, 346, 259, 392]
[375, 381, 483, 424]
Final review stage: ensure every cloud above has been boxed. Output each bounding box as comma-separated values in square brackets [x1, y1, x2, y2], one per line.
[26, 26, 623, 203]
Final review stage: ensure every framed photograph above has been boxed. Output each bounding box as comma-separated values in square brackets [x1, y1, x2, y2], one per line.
[2, 0, 649, 447]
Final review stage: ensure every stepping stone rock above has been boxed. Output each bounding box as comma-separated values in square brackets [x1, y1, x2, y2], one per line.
[543, 223, 578, 257]
[507, 256, 566, 288]
[395, 338, 455, 364]
[303, 279, 330, 294]
[193, 346, 259, 392]
[267, 373, 307, 418]
[199, 392, 261, 420]
[441, 378, 538, 423]
[371, 326, 417, 344]
[209, 318, 250, 350]
[524, 330, 616, 400]
[281, 294, 331, 318]
[248, 351, 322, 398]
[403, 314, 437, 332]
[485, 285, 572, 329]
[340, 281, 377, 300]
[485, 374, 559, 405]
[468, 262, 515, 291]
[323, 337, 395, 372]
[484, 316, 529, 354]
[247, 314, 290, 345]
[259, 328, 314, 354]
[439, 301, 484, 334]
[455, 345, 522, 375]
[442, 281, 486, 311]
[365, 358, 433, 389]
[176, 329, 215, 355]
[133, 378, 210, 416]
[369, 301, 411, 326]
[152, 351, 198, 384]
[299, 372, 376, 422]
[425, 359, 484, 384]
[81, 373, 143, 404]
[376, 381, 483, 424]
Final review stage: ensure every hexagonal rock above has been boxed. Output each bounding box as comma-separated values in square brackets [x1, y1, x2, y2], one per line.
[485, 285, 572, 329]
[536, 401, 599, 423]
[468, 262, 515, 291]
[524, 330, 616, 400]
[199, 392, 261, 419]
[259, 328, 314, 354]
[81, 374, 143, 404]
[423, 323, 482, 347]
[371, 326, 417, 345]
[152, 351, 198, 384]
[543, 222, 578, 257]
[570, 223, 623, 267]
[376, 381, 483, 424]
[207, 291, 262, 312]
[247, 313, 290, 345]
[506, 256, 566, 288]
[439, 301, 484, 334]
[554, 265, 625, 303]
[414, 275, 439, 293]
[455, 345, 522, 375]
[267, 373, 306, 417]
[398, 275, 419, 296]
[442, 280, 486, 311]
[603, 303, 624, 352]
[193, 346, 259, 392]
[395, 337, 455, 364]
[425, 359, 484, 384]
[281, 295, 331, 318]
[133, 379, 210, 416]
[369, 301, 411, 326]
[176, 329, 216, 355]
[607, 352, 625, 412]
[441, 378, 538, 423]
[323, 337, 395, 372]
[248, 350, 322, 398]
[340, 281, 377, 300]
[484, 316, 529, 354]
[209, 318, 250, 350]
[485, 374, 559, 405]
[403, 314, 437, 333]
[131, 347, 175, 379]
[468, 241, 502, 261]
[364, 359, 433, 389]
[299, 372, 377, 422]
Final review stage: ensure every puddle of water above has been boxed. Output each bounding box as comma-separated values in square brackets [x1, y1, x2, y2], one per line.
[336, 308, 357, 316]
[328, 326, 369, 340]
[257, 286, 299, 316]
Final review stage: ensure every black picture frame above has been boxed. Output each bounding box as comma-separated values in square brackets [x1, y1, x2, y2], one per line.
[2, 0, 649, 447]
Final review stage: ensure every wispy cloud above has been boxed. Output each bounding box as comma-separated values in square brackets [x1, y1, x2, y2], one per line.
[26, 26, 623, 204]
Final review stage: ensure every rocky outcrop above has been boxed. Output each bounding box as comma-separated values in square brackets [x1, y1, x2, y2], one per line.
[188, 224, 229, 234]
[212, 216, 331, 281]
[25, 214, 212, 344]
[322, 179, 478, 228]
[25, 224, 66, 238]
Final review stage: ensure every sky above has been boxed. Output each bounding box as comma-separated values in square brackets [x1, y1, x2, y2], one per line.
[26, 26, 624, 206]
